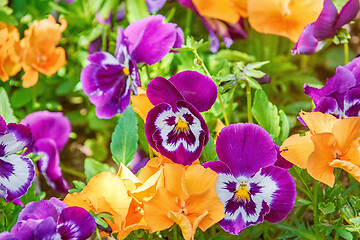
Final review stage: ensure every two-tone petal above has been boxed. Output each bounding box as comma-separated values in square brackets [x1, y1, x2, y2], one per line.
[0, 123, 32, 157]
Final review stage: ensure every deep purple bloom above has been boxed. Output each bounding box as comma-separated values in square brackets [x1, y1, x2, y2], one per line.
[203, 123, 296, 234]
[0, 198, 96, 240]
[304, 57, 360, 118]
[0, 115, 34, 202]
[21, 111, 71, 193]
[128, 149, 149, 174]
[145, 71, 217, 165]
[292, 0, 359, 55]
[81, 15, 184, 119]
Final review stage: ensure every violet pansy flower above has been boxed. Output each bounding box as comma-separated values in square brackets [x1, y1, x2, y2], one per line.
[0, 115, 34, 202]
[203, 123, 296, 234]
[145, 71, 217, 165]
[22, 111, 71, 193]
[0, 197, 96, 240]
[292, 0, 359, 55]
[304, 57, 360, 118]
[81, 15, 184, 119]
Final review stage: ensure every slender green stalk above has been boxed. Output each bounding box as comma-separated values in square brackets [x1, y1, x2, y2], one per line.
[344, 42, 349, 65]
[227, 88, 236, 124]
[185, 10, 192, 37]
[59, 163, 86, 179]
[312, 181, 321, 239]
[148, 143, 153, 159]
[218, 94, 230, 125]
[245, 80, 253, 123]
[145, 64, 151, 82]
[173, 225, 178, 240]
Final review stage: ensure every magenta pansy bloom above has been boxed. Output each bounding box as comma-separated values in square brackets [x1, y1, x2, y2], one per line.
[304, 57, 360, 118]
[0, 115, 34, 202]
[22, 111, 71, 193]
[81, 15, 183, 119]
[145, 71, 217, 165]
[292, 0, 359, 55]
[203, 123, 296, 234]
[0, 198, 96, 240]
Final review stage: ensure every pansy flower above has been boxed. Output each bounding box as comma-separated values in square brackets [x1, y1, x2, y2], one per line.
[81, 15, 183, 119]
[292, 0, 359, 55]
[20, 15, 67, 88]
[21, 111, 71, 192]
[0, 115, 34, 202]
[203, 123, 296, 234]
[0, 197, 95, 240]
[281, 111, 360, 187]
[144, 71, 217, 165]
[304, 57, 360, 118]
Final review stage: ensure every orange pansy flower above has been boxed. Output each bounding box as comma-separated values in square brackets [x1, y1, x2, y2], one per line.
[20, 15, 67, 88]
[143, 163, 224, 240]
[247, 0, 323, 42]
[280, 112, 360, 187]
[0, 23, 21, 82]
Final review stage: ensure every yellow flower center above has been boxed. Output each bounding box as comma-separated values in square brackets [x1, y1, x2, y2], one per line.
[235, 182, 249, 201]
[123, 67, 130, 76]
[176, 118, 189, 132]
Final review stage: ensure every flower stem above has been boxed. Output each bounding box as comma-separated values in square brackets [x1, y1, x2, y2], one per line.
[312, 181, 321, 239]
[59, 163, 86, 179]
[245, 79, 253, 123]
[344, 42, 349, 65]
[148, 143, 153, 159]
[145, 64, 151, 82]
[173, 225, 178, 240]
[185, 10, 192, 37]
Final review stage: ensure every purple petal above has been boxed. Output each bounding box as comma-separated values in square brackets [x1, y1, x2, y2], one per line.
[168, 71, 218, 112]
[177, 0, 196, 11]
[313, 0, 338, 40]
[128, 149, 149, 174]
[18, 198, 65, 222]
[0, 123, 32, 156]
[202, 160, 232, 175]
[124, 15, 182, 65]
[216, 123, 277, 178]
[145, 101, 208, 165]
[0, 232, 18, 240]
[0, 116, 6, 133]
[335, 0, 359, 30]
[146, 0, 167, 13]
[0, 155, 34, 202]
[170, 27, 185, 53]
[116, 3, 126, 22]
[228, 19, 248, 41]
[344, 57, 360, 83]
[80, 52, 131, 119]
[147, 76, 184, 108]
[57, 207, 96, 240]
[344, 86, 360, 117]
[21, 111, 71, 151]
[34, 217, 58, 240]
[96, 11, 112, 25]
[313, 96, 344, 118]
[88, 36, 102, 54]
[200, 16, 221, 53]
[292, 24, 319, 55]
[6, 219, 40, 240]
[35, 139, 69, 192]
[262, 166, 296, 223]
[274, 145, 293, 170]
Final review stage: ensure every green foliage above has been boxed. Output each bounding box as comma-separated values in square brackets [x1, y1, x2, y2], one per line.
[201, 136, 217, 162]
[84, 158, 116, 182]
[110, 107, 139, 166]
[126, 0, 149, 23]
[0, 87, 17, 123]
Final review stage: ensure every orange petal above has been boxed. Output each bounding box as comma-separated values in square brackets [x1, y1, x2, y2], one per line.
[131, 87, 154, 122]
[299, 111, 338, 135]
[138, 157, 172, 182]
[167, 211, 206, 240]
[330, 160, 360, 184]
[131, 169, 164, 202]
[230, 0, 248, 17]
[22, 67, 39, 88]
[192, 0, 241, 23]
[184, 165, 217, 195]
[118, 163, 142, 192]
[331, 117, 360, 156]
[308, 133, 336, 187]
[163, 164, 188, 200]
[280, 131, 314, 169]
[63, 192, 92, 210]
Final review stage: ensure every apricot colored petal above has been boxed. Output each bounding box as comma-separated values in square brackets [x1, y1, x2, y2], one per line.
[34, 47, 66, 76]
[118, 221, 148, 240]
[143, 188, 180, 232]
[231, 0, 248, 17]
[131, 169, 164, 202]
[299, 111, 338, 135]
[22, 67, 39, 88]
[280, 131, 313, 169]
[308, 133, 336, 187]
[192, 0, 241, 24]
[332, 117, 360, 155]
[118, 163, 142, 190]
[131, 89, 154, 122]
[330, 160, 360, 183]
[137, 157, 172, 182]
[168, 211, 207, 240]
[184, 165, 217, 195]
[185, 188, 225, 231]
[63, 192, 92, 211]
[163, 164, 188, 200]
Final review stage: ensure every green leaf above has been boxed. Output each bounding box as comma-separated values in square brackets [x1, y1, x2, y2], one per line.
[214, 49, 255, 62]
[201, 136, 217, 162]
[0, 87, 17, 123]
[126, 0, 149, 23]
[318, 202, 336, 215]
[335, 227, 353, 240]
[10, 88, 33, 108]
[295, 199, 312, 207]
[278, 110, 290, 141]
[110, 107, 138, 166]
[84, 158, 116, 182]
[208, 236, 226, 240]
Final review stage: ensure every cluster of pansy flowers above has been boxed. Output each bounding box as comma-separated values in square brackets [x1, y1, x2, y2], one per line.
[0, 15, 66, 88]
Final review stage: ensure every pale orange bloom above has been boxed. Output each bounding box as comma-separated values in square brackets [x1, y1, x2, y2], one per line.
[192, 0, 248, 23]
[248, 0, 323, 42]
[280, 112, 360, 187]
[0, 23, 21, 82]
[131, 87, 154, 122]
[143, 163, 224, 240]
[20, 15, 67, 88]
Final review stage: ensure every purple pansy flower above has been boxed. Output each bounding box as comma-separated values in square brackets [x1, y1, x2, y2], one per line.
[292, 0, 359, 55]
[81, 15, 184, 119]
[128, 149, 150, 174]
[21, 111, 71, 193]
[145, 71, 217, 165]
[304, 56, 360, 118]
[0, 197, 96, 240]
[0, 115, 34, 202]
[203, 123, 296, 234]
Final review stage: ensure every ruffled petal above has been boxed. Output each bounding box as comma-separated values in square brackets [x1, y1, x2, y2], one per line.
[1, 123, 32, 156]
[313, 0, 338, 40]
[299, 111, 338, 135]
[335, 0, 359, 30]
[331, 117, 360, 155]
[291, 24, 319, 55]
[0, 155, 34, 202]
[330, 159, 360, 183]
[216, 123, 277, 178]
[313, 96, 343, 118]
[344, 87, 360, 117]
[17, 198, 65, 221]
[33, 217, 59, 240]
